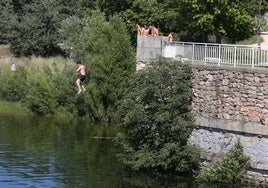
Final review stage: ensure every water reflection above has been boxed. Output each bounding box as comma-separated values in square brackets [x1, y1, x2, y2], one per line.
[0, 115, 123, 188]
[0, 114, 252, 188]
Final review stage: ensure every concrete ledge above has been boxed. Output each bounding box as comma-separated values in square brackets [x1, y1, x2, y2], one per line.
[195, 116, 268, 136]
[189, 62, 268, 74]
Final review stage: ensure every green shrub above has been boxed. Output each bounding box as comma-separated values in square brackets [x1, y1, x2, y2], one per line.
[195, 141, 249, 183]
[25, 72, 58, 115]
[49, 63, 78, 114]
[0, 57, 100, 117]
[116, 58, 200, 172]
[0, 67, 28, 102]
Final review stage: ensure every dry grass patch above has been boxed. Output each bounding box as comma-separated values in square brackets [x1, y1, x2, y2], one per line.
[0, 56, 74, 72]
[0, 44, 74, 71]
[0, 44, 12, 57]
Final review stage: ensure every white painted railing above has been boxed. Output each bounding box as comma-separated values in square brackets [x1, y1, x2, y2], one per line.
[163, 42, 268, 68]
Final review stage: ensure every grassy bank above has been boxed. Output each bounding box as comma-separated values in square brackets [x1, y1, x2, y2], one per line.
[0, 55, 74, 72]
[0, 51, 77, 117]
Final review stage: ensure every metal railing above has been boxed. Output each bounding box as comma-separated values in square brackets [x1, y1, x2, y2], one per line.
[163, 42, 268, 68]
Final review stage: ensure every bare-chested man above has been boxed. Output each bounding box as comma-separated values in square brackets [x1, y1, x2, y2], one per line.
[152, 24, 159, 36]
[142, 25, 150, 36]
[168, 32, 174, 42]
[74, 61, 86, 94]
[136, 24, 143, 36]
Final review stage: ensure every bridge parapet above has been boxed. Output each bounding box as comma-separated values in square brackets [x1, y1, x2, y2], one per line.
[136, 36, 268, 67]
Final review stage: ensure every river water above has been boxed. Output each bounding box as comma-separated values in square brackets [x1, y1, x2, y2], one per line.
[0, 114, 251, 188]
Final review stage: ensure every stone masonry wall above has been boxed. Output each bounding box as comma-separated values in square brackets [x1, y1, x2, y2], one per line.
[191, 64, 268, 128]
[188, 63, 268, 186]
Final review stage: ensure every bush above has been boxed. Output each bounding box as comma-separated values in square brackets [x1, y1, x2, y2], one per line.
[48, 62, 78, 114]
[195, 141, 249, 183]
[0, 67, 28, 101]
[25, 72, 58, 115]
[116, 58, 200, 172]
[0, 57, 101, 117]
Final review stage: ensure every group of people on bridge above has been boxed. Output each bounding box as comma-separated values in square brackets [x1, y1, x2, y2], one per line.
[136, 24, 159, 37]
[136, 23, 174, 42]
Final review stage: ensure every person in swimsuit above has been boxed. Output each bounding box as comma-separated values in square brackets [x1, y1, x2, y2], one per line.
[151, 24, 159, 36]
[168, 32, 174, 42]
[74, 61, 86, 94]
[136, 24, 143, 36]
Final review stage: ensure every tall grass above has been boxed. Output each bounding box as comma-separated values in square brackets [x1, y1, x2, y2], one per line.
[0, 56, 74, 72]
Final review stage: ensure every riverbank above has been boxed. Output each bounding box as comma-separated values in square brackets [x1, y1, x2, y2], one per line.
[0, 101, 31, 116]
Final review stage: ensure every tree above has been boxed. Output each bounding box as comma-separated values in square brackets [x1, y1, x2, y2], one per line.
[0, 0, 17, 44]
[116, 58, 200, 172]
[242, 0, 268, 35]
[78, 0, 132, 17]
[60, 11, 136, 121]
[178, 0, 255, 43]
[9, 0, 77, 57]
[121, 0, 178, 44]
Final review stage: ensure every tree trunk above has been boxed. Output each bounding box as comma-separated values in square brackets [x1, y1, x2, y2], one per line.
[216, 34, 221, 44]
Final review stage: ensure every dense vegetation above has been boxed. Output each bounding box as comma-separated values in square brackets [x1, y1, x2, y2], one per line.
[116, 59, 200, 172]
[1, 0, 268, 54]
[0, 58, 76, 116]
[0, 11, 135, 121]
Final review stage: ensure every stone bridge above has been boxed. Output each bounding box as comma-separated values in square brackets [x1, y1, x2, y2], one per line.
[136, 37, 268, 185]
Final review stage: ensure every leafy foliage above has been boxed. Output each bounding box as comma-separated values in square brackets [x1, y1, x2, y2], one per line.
[0, 67, 28, 101]
[0, 58, 81, 115]
[0, 0, 17, 44]
[1, 0, 267, 51]
[25, 72, 58, 115]
[9, 0, 67, 56]
[195, 141, 249, 183]
[116, 58, 200, 172]
[79, 0, 132, 17]
[178, 0, 255, 43]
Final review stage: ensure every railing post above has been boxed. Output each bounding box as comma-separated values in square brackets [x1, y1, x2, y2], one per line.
[204, 43, 207, 64]
[218, 45, 221, 66]
[192, 43, 195, 63]
[257, 45, 261, 66]
[234, 46, 236, 67]
[252, 48, 255, 68]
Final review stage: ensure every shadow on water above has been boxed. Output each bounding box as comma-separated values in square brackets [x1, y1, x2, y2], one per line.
[0, 114, 253, 188]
